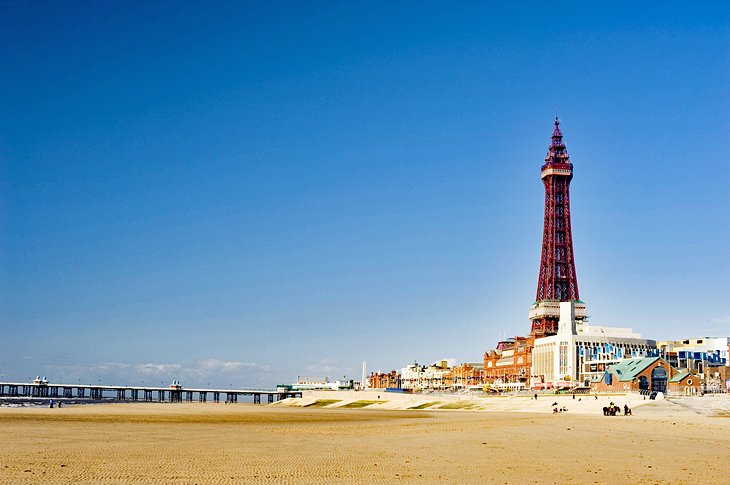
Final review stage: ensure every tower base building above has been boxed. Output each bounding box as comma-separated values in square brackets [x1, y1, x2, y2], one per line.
[531, 302, 658, 388]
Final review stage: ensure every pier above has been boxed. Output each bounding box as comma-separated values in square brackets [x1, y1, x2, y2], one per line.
[0, 381, 301, 403]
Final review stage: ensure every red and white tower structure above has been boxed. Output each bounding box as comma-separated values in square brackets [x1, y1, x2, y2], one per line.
[529, 118, 586, 337]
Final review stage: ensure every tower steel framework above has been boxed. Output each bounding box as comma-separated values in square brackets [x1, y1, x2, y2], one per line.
[531, 118, 580, 336]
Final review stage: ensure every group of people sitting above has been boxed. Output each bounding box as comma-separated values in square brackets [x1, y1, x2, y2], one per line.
[551, 402, 568, 413]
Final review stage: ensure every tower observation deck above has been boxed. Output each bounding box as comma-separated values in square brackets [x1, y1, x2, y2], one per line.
[530, 118, 586, 337]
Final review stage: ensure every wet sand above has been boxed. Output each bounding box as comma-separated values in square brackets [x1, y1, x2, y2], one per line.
[1, 401, 728, 484]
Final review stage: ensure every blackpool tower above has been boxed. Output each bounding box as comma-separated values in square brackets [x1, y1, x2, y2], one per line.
[529, 118, 586, 336]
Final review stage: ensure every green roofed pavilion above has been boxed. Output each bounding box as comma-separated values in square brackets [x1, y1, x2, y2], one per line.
[607, 357, 660, 382]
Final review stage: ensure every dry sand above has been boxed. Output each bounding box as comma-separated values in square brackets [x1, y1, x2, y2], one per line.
[1, 400, 728, 484]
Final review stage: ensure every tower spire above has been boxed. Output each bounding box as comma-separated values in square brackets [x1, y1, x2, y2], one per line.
[546, 117, 569, 163]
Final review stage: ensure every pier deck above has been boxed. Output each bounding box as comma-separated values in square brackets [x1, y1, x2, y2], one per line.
[0, 382, 301, 403]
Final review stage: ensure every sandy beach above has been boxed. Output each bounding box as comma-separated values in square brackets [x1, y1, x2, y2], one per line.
[1, 397, 728, 484]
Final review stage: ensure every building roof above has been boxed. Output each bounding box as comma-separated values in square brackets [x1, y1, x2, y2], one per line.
[608, 357, 660, 382]
[669, 371, 690, 383]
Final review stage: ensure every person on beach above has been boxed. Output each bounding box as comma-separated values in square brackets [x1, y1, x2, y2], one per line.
[603, 403, 615, 416]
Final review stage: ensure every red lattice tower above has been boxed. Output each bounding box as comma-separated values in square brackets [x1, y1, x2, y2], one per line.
[530, 118, 580, 336]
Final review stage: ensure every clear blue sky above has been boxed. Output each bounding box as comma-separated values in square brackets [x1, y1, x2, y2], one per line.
[1, 2, 728, 387]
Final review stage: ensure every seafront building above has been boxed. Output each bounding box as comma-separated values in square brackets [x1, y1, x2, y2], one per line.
[658, 337, 729, 375]
[400, 360, 454, 391]
[483, 336, 534, 386]
[531, 302, 657, 388]
[369, 360, 485, 392]
[279, 377, 355, 391]
[451, 362, 484, 389]
[368, 370, 400, 389]
[657, 337, 730, 392]
[590, 356, 676, 393]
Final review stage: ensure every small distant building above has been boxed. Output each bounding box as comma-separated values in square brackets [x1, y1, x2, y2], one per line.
[400, 360, 454, 391]
[667, 371, 702, 395]
[590, 357, 677, 393]
[368, 371, 400, 389]
[284, 377, 354, 391]
[704, 367, 730, 393]
[451, 362, 485, 389]
[33, 376, 49, 386]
